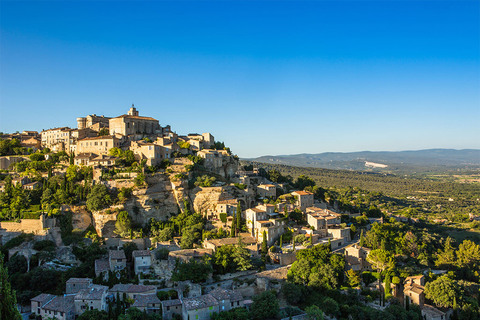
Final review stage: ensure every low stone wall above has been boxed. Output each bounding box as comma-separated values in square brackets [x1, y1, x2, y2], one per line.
[0, 219, 47, 235]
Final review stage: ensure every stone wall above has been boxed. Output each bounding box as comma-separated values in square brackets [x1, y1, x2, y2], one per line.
[0, 219, 47, 235]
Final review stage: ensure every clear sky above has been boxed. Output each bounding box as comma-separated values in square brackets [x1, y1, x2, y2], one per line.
[1, 1, 479, 158]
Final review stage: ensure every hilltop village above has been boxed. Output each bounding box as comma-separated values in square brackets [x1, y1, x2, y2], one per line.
[0, 107, 475, 320]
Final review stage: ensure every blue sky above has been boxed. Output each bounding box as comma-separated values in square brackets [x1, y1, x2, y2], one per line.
[1, 1, 479, 158]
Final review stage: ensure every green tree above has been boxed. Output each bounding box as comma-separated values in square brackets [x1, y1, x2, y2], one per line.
[114, 211, 132, 237]
[366, 249, 395, 274]
[346, 269, 361, 287]
[236, 203, 242, 231]
[78, 309, 109, 320]
[233, 238, 252, 271]
[425, 275, 459, 308]
[306, 305, 324, 320]
[435, 236, 456, 268]
[86, 184, 111, 212]
[250, 291, 279, 320]
[456, 240, 480, 270]
[0, 253, 22, 320]
[231, 211, 237, 237]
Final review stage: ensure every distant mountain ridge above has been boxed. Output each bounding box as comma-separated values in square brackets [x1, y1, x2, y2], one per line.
[245, 149, 480, 174]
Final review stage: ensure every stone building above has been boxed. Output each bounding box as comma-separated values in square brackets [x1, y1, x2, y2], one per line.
[41, 127, 73, 152]
[132, 294, 161, 314]
[246, 206, 284, 246]
[344, 244, 372, 271]
[66, 278, 93, 294]
[257, 184, 276, 198]
[109, 284, 157, 300]
[208, 288, 244, 313]
[77, 114, 110, 130]
[203, 233, 258, 255]
[109, 107, 162, 137]
[182, 294, 220, 320]
[31, 294, 75, 320]
[76, 135, 121, 155]
[328, 226, 351, 242]
[109, 250, 127, 271]
[161, 299, 182, 320]
[291, 191, 314, 211]
[404, 275, 425, 307]
[132, 250, 153, 274]
[74, 285, 108, 315]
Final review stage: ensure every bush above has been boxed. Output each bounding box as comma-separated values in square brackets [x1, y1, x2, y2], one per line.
[155, 247, 169, 260]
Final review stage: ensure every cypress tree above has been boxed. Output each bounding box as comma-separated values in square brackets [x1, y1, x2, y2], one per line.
[231, 211, 236, 237]
[261, 231, 268, 255]
[359, 229, 365, 247]
[0, 253, 22, 320]
[279, 235, 283, 248]
[236, 203, 242, 232]
[384, 272, 391, 296]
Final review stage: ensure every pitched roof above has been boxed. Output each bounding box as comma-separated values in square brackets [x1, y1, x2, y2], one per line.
[109, 250, 126, 260]
[161, 299, 182, 307]
[209, 288, 243, 302]
[132, 250, 152, 258]
[113, 114, 158, 121]
[110, 284, 156, 294]
[183, 294, 219, 311]
[292, 190, 313, 196]
[75, 285, 108, 300]
[79, 135, 117, 141]
[95, 259, 109, 274]
[31, 293, 55, 305]
[43, 295, 75, 313]
[205, 235, 257, 247]
[132, 294, 161, 307]
[66, 278, 92, 285]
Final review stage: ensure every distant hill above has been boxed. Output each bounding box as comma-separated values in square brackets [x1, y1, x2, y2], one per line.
[245, 149, 480, 175]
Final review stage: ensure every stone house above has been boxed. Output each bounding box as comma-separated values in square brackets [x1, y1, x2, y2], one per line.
[12, 176, 31, 186]
[168, 248, 213, 265]
[21, 136, 42, 150]
[306, 207, 342, 226]
[132, 294, 162, 314]
[257, 184, 276, 198]
[23, 181, 42, 190]
[203, 233, 259, 255]
[41, 127, 72, 152]
[404, 275, 425, 307]
[421, 305, 447, 320]
[344, 244, 372, 271]
[109, 250, 127, 272]
[161, 299, 182, 320]
[74, 285, 108, 315]
[0, 155, 28, 170]
[66, 278, 93, 294]
[208, 288, 244, 313]
[246, 206, 284, 246]
[197, 149, 229, 170]
[109, 284, 157, 301]
[214, 199, 238, 217]
[76, 135, 121, 156]
[291, 191, 314, 211]
[182, 294, 220, 320]
[31, 294, 75, 320]
[133, 250, 153, 274]
[328, 226, 351, 242]
[94, 259, 110, 279]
